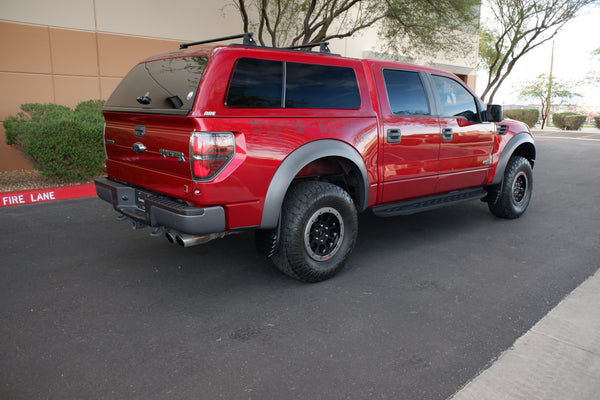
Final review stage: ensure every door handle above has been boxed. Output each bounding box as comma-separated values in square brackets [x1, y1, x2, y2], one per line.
[387, 129, 401, 144]
[442, 127, 453, 141]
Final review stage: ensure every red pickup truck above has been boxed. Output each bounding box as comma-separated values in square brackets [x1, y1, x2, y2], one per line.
[95, 34, 535, 282]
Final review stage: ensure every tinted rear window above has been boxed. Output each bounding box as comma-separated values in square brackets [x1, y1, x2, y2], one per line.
[104, 56, 208, 115]
[285, 63, 360, 109]
[226, 58, 283, 107]
[226, 58, 361, 109]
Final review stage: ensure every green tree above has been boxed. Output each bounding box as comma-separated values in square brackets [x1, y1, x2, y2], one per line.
[479, 0, 596, 103]
[231, 0, 480, 57]
[518, 74, 581, 129]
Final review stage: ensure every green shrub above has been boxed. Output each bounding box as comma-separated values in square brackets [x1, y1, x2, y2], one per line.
[594, 116, 600, 129]
[552, 112, 578, 129]
[503, 109, 539, 128]
[564, 115, 587, 131]
[75, 99, 106, 124]
[3, 100, 105, 181]
[4, 104, 72, 145]
[3, 116, 19, 145]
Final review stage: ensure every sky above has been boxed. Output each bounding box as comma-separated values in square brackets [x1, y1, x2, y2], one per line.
[476, 4, 600, 107]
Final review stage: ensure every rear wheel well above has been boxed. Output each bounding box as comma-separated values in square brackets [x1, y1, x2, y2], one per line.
[259, 140, 369, 230]
[256, 156, 363, 257]
[293, 156, 363, 208]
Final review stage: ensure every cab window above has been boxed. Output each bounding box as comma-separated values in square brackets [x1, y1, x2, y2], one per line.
[432, 75, 479, 122]
[382, 69, 430, 116]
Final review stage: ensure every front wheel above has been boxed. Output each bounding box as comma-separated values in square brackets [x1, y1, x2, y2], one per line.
[488, 155, 533, 219]
[271, 181, 358, 283]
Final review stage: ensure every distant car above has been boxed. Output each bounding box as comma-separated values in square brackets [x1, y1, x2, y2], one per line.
[96, 33, 535, 282]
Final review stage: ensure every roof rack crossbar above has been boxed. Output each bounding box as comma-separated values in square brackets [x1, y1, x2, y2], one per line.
[180, 32, 256, 49]
[283, 42, 331, 54]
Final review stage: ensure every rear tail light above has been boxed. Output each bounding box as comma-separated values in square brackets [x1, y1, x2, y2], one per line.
[190, 132, 235, 180]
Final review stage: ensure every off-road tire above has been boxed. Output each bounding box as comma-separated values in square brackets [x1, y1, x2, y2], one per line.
[488, 155, 533, 219]
[271, 181, 358, 283]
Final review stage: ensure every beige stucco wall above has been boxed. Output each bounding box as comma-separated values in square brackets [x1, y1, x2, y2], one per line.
[0, 0, 242, 118]
[0, 0, 479, 171]
[0, 0, 240, 38]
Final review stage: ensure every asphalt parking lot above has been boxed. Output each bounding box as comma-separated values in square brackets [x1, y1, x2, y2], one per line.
[1, 134, 599, 399]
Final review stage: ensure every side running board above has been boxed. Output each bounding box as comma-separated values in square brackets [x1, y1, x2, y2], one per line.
[372, 187, 487, 217]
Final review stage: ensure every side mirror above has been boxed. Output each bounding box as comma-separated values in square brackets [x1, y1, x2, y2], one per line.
[486, 104, 503, 122]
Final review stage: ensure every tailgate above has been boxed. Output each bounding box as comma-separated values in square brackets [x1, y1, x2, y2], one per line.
[104, 113, 196, 200]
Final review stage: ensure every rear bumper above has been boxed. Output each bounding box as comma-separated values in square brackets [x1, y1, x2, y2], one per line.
[94, 177, 225, 235]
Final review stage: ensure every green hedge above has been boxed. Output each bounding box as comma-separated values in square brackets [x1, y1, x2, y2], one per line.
[552, 112, 587, 130]
[3, 100, 105, 181]
[594, 116, 600, 129]
[564, 115, 587, 131]
[503, 109, 539, 128]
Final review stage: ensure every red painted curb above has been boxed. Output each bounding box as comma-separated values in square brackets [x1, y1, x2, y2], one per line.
[0, 184, 96, 208]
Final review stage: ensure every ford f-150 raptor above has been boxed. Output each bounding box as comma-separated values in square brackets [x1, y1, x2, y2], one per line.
[95, 33, 535, 282]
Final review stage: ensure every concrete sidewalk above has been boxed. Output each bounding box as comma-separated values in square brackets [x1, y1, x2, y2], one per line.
[531, 126, 600, 137]
[449, 269, 600, 400]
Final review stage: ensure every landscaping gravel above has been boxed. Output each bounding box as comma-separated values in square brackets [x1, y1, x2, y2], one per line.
[0, 169, 96, 192]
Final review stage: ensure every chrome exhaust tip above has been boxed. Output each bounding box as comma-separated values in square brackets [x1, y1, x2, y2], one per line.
[175, 233, 214, 247]
[165, 230, 176, 244]
[178, 232, 229, 247]
[164, 230, 227, 247]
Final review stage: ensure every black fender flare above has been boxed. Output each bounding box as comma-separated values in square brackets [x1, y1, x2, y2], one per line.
[491, 132, 536, 185]
[260, 140, 369, 229]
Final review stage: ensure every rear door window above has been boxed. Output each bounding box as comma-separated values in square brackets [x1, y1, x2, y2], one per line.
[382, 69, 430, 116]
[104, 56, 208, 115]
